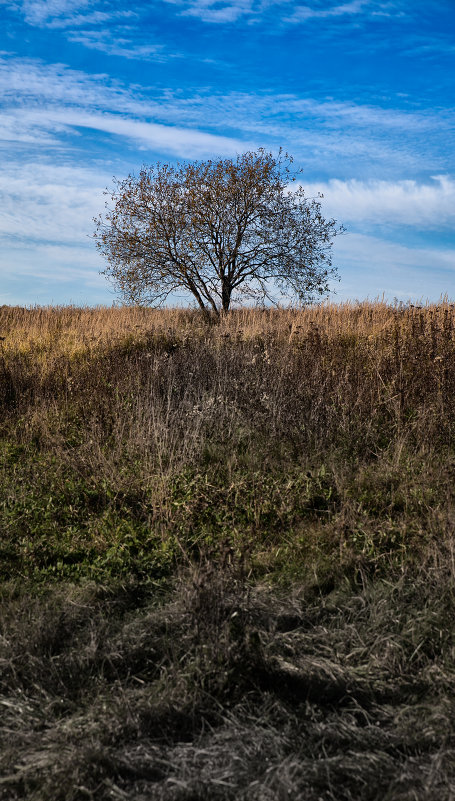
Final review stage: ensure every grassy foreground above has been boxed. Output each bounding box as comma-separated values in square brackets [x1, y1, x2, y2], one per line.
[1, 301, 455, 799]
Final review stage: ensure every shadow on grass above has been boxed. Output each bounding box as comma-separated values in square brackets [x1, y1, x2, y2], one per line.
[1, 561, 455, 800]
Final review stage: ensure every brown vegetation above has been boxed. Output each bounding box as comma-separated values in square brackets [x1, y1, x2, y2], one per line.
[1, 300, 455, 798]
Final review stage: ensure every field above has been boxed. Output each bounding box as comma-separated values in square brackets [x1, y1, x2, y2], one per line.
[1, 301, 455, 799]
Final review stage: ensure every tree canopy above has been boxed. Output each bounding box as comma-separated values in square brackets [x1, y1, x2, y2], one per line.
[94, 149, 343, 314]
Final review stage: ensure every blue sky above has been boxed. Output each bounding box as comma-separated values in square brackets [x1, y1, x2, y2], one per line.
[0, 0, 454, 306]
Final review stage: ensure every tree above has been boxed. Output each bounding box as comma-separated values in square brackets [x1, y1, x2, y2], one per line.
[94, 149, 343, 315]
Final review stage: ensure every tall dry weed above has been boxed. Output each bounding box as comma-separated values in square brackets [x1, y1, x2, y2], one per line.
[1, 300, 455, 581]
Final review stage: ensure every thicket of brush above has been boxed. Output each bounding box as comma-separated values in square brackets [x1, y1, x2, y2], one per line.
[1, 301, 455, 799]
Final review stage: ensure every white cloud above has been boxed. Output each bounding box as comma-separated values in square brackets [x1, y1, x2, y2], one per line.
[3, 1, 164, 61]
[0, 56, 445, 137]
[162, 0, 405, 25]
[0, 56, 452, 187]
[66, 30, 166, 60]
[0, 58, 251, 157]
[335, 232, 455, 271]
[180, 0, 254, 23]
[302, 176, 455, 228]
[4, 106, 250, 157]
[156, 90, 435, 135]
[20, 0, 91, 27]
[59, 112, 248, 156]
[0, 56, 451, 181]
[0, 162, 106, 245]
[5, 0, 131, 30]
[0, 57, 146, 113]
[285, 0, 368, 23]
[332, 232, 455, 302]
[3, 240, 104, 281]
[0, 160, 109, 304]
[0, 240, 108, 305]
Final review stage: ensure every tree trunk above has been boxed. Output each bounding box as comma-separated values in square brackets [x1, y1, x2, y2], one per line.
[221, 281, 231, 313]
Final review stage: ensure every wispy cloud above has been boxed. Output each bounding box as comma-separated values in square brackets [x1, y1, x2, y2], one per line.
[19, 107, 251, 156]
[0, 56, 452, 177]
[400, 33, 455, 58]
[0, 57, 146, 113]
[303, 176, 455, 228]
[0, 57, 250, 156]
[66, 29, 167, 61]
[0, 162, 105, 245]
[159, 91, 436, 133]
[162, 0, 406, 25]
[18, 0, 95, 28]
[0, 159, 108, 304]
[179, 0, 254, 24]
[285, 0, 369, 24]
[162, 0, 257, 24]
[2, 0, 167, 60]
[0, 239, 107, 305]
[333, 232, 455, 302]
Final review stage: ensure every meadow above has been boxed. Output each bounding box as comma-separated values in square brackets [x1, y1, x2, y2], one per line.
[1, 301, 455, 799]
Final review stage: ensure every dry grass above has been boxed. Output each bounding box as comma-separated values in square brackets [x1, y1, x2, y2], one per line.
[1, 300, 455, 580]
[2, 301, 455, 798]
[1, 298, 454, 354]
[1, 566, 455, 800]
[2, 299, 455, 466]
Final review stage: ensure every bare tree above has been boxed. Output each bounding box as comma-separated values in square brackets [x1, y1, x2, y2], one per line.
[94, 149, 343, 315]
